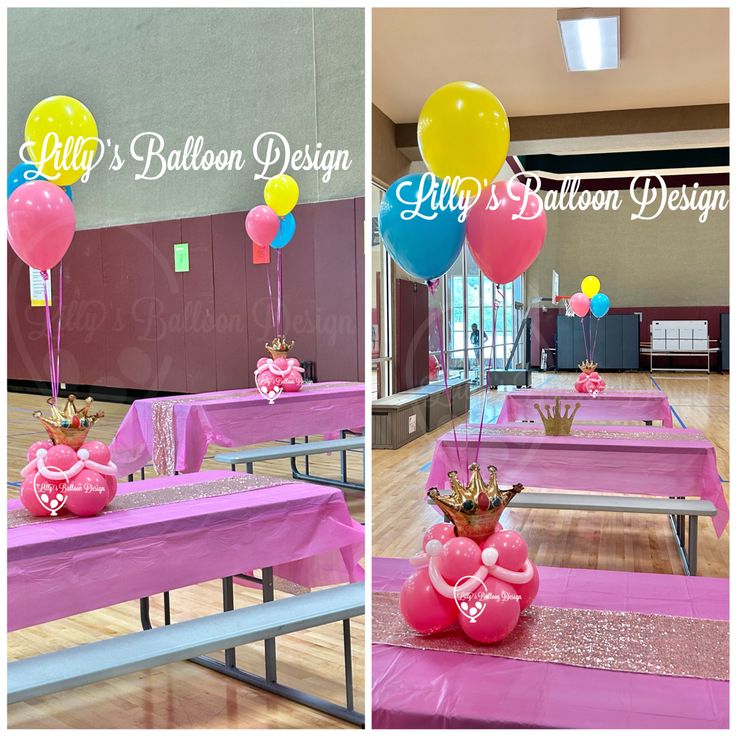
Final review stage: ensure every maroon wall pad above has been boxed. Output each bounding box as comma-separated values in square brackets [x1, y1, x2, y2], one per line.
[413, 281, 429, 387]
[180, 217, 217, 394]
[314, 198, 359, 382]
[8, 197, 364, 392]
[354, 197, 366, 382]
[282, 202, 317, 371]
[101, 224, 158, 390]
[244, 209, 276, 389]
[211, 211, 250, 391]
[8, 249, 49, 383]
[59, 229, 106, 387]
[395, 279, 414, 392]
[152, 219, 187, 392]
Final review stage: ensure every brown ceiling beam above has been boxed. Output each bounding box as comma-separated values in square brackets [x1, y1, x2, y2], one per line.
[395, 104, 728, 158]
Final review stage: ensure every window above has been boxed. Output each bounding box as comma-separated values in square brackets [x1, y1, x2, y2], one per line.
[374, 223, 526, 397]
[430, 243, 525, 389]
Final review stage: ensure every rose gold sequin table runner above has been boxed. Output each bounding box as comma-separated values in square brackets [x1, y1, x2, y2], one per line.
[373, 591, 728, 681]
[110, 381, 365, 476]
[372, 558, 728, 729]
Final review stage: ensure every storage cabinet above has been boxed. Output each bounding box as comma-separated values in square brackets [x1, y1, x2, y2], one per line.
[556, 314, 639, 370]
[372, 394, 427, 449]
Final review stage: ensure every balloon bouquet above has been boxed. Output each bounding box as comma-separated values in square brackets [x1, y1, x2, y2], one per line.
[245, 175, 304, 403]
[569, 276, 612, 396]
[378, 81, 547, 643]
[8, 96, 119, 518]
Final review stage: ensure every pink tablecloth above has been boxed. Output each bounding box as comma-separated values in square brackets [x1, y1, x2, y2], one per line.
[8, 471, 364, 631]
[426, 424, 728, 536]
[372, 557, 728, 729]
[497, 388, 673, 427]
[109, 381, 365, 477]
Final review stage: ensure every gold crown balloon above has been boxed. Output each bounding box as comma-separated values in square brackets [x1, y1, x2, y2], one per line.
[33, 394, 104, 450]
[578, 360, 598, 375]
[265, 335, 295, 360]
[534, 397, 580, 436]
[428, 463, 523, 542]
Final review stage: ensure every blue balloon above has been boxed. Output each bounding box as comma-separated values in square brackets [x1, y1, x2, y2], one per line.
[271, 212, 296, 249]
[7, 162, 46, 198]
[590, 292, 610, 319]
[379, 173, 465, 281]
[7, 162, 73, 201]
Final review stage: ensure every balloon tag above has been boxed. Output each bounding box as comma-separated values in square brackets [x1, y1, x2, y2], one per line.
[29, 268, 52, 307]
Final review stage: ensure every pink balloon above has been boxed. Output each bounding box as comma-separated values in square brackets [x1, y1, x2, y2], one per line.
[256, 369, 280, 394]
[399, 567, 458, 634]
[512, 560, 540, 612]
[26, 439, 53, 462]
[466, 180, 547, 284]
[105, 475, 118, 502]
[81, 440, 111, 465]
[422, 522, 456, 551]
[281, 370, 303, 393]
[439, 537, 482, 585]
[569, 292, 590, 318]
[273, 358, 290, 371]
[45, 444, 78, 472]
[482, 530, 528, 571]
[245, 205, 279, 246]
[64, 468, 109, 516]
[20, 476, 53, 516]
[256, 357, 268, 368]
[7, 181, 76, 271]
[458, 577, 520, 643]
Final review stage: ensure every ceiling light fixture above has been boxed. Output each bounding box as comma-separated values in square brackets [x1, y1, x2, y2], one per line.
[558, 8, 620, 72]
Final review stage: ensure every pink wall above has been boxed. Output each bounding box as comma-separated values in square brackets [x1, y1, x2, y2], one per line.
[8, 197, 365, 392]
[530, 305, 729, 369]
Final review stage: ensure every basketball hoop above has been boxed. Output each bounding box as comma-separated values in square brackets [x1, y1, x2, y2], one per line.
[554, 295, 575, 317]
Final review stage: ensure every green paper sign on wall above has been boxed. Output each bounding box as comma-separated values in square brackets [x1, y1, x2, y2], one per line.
[174, 243, 190, 272]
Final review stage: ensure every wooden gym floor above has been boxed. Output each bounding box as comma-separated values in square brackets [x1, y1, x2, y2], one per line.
[7, 392, 365, 729]
[373, 370, 729, 579]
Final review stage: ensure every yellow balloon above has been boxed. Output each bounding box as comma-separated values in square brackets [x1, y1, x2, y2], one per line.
[25, 95, 98, 186]
[264, 174, 299, 217]
[418, 81, 510, 197]
[581, 275, 601, 298]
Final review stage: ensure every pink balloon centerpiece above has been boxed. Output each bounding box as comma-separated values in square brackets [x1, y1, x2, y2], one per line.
[400, 463, 539, 644]
[20, 395, 118, 518]
[254, 336, 305, 403]
[575, 360, 606, 396]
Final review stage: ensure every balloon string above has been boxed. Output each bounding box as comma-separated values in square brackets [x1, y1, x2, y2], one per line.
[580, 316, 590, 363]
[41, 270, 59, 402]
[474, 295, 500, 467]
[56, 262, 63, 396]
[277, 249, 283, 336]
[591, 317, 601, 363]
[265, 257, 277, 335]
[433, 306, 462, 478]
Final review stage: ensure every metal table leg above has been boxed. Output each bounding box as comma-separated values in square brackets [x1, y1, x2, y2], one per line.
[687, 516, 698, 576]
[289, 436, 365, 492]
[261, 567, 277, 684]
[137, 570, 363, 725]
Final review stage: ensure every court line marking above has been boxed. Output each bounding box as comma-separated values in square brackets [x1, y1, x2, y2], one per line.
[649, 375, 728, 483]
